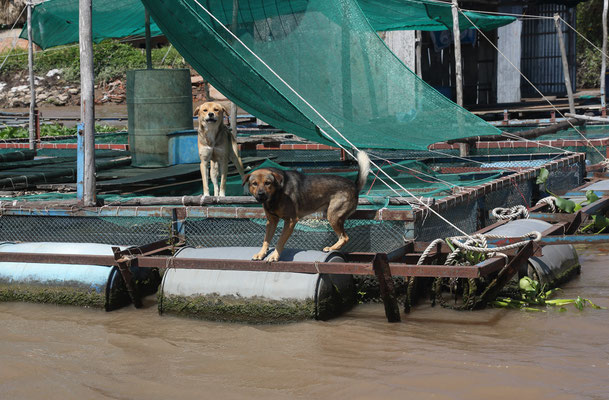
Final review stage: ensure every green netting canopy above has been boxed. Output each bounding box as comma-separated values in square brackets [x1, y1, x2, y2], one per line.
[20, 0, 164, 49]
[21, 0, 514, 49]
[21, 0, 514, 150]
[139, 0, 503, 150]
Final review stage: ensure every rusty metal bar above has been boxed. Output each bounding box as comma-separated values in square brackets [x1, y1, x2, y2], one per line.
[112, 247, 142, 308]
[373, 253, 401, 322]
[0, 252, 510, 278]
[474, 241, 535, 309]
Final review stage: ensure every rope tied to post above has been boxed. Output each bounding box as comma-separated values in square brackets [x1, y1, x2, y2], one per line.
[491, 205, 529, 220]
[535, 196, 557, 213]
[427, 231, 542, 310]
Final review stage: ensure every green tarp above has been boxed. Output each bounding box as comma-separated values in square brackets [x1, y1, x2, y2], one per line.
[21, 0, 515, 49]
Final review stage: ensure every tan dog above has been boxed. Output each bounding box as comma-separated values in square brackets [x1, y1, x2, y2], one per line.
[244, 151, 370, 262]
[194, 102, 245, 197]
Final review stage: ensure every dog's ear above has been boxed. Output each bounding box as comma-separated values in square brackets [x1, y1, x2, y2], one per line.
[241, 172, 251, 186]
[193, 105, 200, 117]
[269, 170, 284, 188]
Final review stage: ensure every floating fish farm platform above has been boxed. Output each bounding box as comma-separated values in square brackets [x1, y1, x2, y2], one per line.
[0, 138, 604, 322]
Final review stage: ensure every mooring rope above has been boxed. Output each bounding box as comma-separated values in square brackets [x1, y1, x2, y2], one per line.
[491, 205, 529, 220]
[535, 196, 557, 213]
[427, 230, 541, 310]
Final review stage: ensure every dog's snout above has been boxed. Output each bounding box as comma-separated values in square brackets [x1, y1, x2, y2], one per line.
[254, 189, 268, 203]
[208, 112, 215, 117]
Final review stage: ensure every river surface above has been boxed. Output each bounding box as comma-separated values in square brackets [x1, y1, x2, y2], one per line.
[1, 245, 608, 400]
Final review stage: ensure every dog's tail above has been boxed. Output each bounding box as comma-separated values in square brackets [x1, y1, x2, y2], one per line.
[355, 151, 371, 193]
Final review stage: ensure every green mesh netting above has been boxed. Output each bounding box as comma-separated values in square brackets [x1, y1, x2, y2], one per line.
[21, 0, 514, 49]
[21, 0, 164, 49]
[22, 0, 508, 150]
[140, 0, 503, 150]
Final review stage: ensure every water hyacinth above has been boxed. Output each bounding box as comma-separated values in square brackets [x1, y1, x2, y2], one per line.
[492, 276, 605, 312]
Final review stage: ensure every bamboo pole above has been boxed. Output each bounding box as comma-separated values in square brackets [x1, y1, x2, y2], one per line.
[451, 0, 463, 107]
[415, 30, 422, 78]
[601, 0, 608, 116]
[79, 0, 96, 206]
[145, 8, 152, 70]
[27, 2, 36, 152]
[554, 14, 576, 115]
[451, 0, 467, 156]
[230, 0, 239, 137]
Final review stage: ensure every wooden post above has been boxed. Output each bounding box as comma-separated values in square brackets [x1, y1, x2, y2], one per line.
[145, 8, 153, 70]
[27, 2, 36, 152]
[415, 31, 422, 78]
[554, 14, 576, 115]
[230, 0, 239, 137]
[451, 0, 463, 107]
[372, 253, 401, 323]
[79, 0, 96, 206]
[601, 0, 608, 116]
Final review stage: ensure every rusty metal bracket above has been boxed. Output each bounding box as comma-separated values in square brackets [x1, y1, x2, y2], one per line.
[112, 246, 143, 308]
[372, 253, 401, 323]
[473, 241, 535, 309]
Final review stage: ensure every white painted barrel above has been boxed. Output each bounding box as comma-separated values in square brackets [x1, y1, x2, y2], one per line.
[159, 247, 355, 323]
[0, 242, 160, 310]
[486, 219, 580, 286]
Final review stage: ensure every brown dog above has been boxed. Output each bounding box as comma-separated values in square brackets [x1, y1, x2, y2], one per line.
[245, 151, 370, 262]
[194, 102, 245, 197]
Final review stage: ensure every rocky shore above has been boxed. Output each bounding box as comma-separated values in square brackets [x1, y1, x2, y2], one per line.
[1, 69, 214, 109]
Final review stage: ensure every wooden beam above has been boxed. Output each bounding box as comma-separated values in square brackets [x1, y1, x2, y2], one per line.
[554, 14, 575, 115]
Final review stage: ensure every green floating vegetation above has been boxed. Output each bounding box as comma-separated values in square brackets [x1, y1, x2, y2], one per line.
[492, 276, 605, 312]
[0, 283, 106, 308]
[0, 124, 121, 140]
[159, 293, 317, 324]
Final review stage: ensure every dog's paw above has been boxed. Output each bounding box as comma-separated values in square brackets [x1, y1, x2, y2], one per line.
[252, 251, 266, 260]
[322, 246, 331, 252]
[266, 250, 280, 262]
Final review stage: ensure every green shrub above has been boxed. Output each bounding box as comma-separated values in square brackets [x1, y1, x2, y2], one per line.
[1, 40, 192, 83]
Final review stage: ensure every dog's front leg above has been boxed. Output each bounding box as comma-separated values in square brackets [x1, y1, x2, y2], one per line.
[200, 159, 210, 197]
[253, 213, 279, 260]
[210, 160, 219, 196]
[267, 218, 298, 262]
[219, 156, 228, 197]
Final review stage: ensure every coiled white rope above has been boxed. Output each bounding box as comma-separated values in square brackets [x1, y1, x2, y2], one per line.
[491, 205, 529, 220]
[417, 231, 541, 267]
[535, 196, 557, 213]
[448, 231, 541, 256]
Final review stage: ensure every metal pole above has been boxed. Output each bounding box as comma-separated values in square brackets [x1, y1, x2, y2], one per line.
[601, 0, 608, 116]
[554, 14, 576, 115]
[79, 0, 96, 206]
[451, 0, 463, 107]
[27, 2, 36, 152]
[145, 8, 153, 70]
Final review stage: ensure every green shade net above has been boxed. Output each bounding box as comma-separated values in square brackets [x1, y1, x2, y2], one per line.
[21, 0, 512, 150]
[19, 0, 164, 49]
[359, 0, 516, 32]
[21, 0, 515, 49]
[140, 0, 503, 150]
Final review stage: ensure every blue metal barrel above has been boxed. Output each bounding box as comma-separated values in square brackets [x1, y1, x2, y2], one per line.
[158, 247, 355, 323]
[0, 242, 160, 310]
[486, 219, 580, 287]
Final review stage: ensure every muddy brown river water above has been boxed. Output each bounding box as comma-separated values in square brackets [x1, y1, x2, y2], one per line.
[1, 244, 608, 400]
